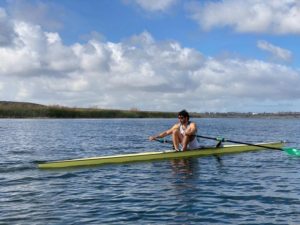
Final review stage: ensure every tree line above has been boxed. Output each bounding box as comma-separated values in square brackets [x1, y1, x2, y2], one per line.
[0, 101, 181, 118]
[0, 101, 299, 118]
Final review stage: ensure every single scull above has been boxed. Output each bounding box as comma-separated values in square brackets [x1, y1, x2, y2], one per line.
[38, 141, 283, 169]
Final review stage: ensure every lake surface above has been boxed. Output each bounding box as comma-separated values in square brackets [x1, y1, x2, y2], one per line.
[1, 118, 300, 224]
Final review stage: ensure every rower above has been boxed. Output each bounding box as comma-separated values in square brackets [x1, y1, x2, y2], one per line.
[149, 110, 200, 151]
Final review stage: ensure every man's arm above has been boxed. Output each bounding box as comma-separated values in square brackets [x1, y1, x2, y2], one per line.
[184, 122, 197, 136]
[149, 124, 179, 141]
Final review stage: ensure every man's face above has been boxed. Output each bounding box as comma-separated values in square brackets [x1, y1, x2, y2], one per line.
[178, 115, 187, 124]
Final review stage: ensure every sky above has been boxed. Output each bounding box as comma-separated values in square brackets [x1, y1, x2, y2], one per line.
[0, 0, 300, 113]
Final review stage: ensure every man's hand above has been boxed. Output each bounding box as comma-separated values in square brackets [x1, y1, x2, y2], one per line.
[149, 136, 157, 141]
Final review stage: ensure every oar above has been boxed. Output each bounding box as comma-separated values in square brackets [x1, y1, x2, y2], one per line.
[154, 138, 173, 144]
[197, 135, 300, 156]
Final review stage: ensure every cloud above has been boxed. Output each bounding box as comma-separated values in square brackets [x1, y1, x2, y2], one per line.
[187, 0, 300, 34]
[257, 40, 292, 62]
[193, 58, 300, 101]
[0, 19, 79, 76]
[0, 7, 16, 46]
[0, 7, 300, 112]
[7, 0, 63, 30]
[124, 0, 178, 12]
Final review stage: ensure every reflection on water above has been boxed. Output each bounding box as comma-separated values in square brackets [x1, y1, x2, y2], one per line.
[171, 158, 199, 179]
[213, 155, 223, 164]
[170, 156, 223, 179]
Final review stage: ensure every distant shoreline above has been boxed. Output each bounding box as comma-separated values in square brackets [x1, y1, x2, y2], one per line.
[0, 101, 299, 119]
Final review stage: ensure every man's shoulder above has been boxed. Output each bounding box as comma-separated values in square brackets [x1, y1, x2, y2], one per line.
[172, 123, 180, 128]
[189, 121, 197, 126]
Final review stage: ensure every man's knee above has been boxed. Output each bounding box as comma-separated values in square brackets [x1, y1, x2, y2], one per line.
[172, 129, 180, 136]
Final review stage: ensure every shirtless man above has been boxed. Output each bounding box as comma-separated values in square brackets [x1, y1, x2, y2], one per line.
[149, 110, 199, 151]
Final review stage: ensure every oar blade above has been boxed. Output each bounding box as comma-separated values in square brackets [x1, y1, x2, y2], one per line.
[283, 147, 300, 156]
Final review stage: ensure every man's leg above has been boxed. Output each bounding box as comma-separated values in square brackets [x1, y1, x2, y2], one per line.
[181, 136, 191, 151]
[182, 136, 197, 151]
[172, 129, 182, 151]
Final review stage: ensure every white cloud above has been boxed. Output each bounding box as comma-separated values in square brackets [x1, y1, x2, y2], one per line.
[257, 40, 292, 62]
[192, 58, 300, 101]
[0, 7, 300, 112]
[0, 20, 79, 76]
[124, 0, 178, 12]
[187, 0, 300, 34]
[0, 7, 16, 46]
[7, 0, 63, 30]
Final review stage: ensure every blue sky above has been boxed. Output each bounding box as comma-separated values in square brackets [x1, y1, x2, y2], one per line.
[0, 0, 300, 112]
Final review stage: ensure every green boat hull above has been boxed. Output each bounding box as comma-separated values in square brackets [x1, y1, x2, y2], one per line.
[38, 142, 283, 169]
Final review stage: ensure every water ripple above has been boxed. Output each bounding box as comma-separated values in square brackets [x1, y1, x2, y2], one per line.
[1, 118, 300, 224]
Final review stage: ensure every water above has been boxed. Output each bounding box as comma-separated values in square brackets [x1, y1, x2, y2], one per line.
[1, 118, 300, 224]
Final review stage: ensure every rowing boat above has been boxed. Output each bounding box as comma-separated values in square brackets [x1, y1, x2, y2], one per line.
[38, 141, 283, 169]
[38, 142, 284, 169]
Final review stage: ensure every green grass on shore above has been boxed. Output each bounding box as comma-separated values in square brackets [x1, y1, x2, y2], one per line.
[0, 101, 299, 118]
[0, 101, 188, 118]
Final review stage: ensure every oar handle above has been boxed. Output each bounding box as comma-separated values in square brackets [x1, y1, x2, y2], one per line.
[197, 135, 283, 151]
[154, 138, 173, 144]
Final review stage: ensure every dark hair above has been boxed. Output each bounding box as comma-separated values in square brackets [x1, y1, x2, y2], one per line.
[178, 109, 189, 120]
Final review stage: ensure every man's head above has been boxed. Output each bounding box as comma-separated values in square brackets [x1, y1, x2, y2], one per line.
[178, 110, 189, 122]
